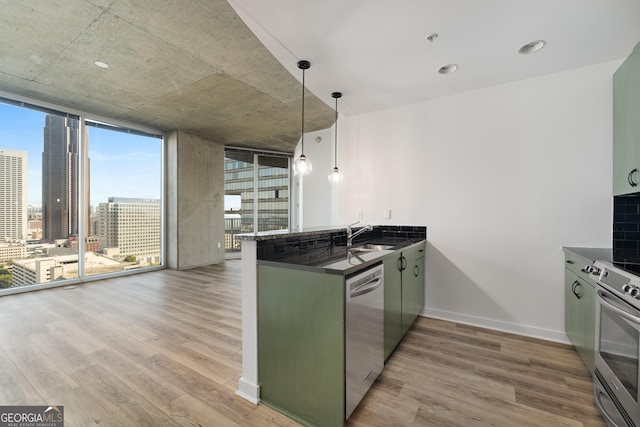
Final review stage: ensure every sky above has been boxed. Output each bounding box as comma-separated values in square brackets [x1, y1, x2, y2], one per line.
[0, 102, 161, 209]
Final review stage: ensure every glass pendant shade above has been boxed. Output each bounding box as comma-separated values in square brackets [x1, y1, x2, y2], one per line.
[328, 166, 343, 183]
[294, 153, 312, 176]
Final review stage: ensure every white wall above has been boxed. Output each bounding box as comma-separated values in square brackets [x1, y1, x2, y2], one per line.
[304, 60, 620, 342]
[292, 127, 338, 228]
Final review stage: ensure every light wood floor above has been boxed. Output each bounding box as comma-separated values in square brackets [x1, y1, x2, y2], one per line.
[0, 261, 606, 426]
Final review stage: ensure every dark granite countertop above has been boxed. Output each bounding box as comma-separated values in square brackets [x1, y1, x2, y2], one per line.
[249, 225, 427, 275]
[258, 238, 425, 276]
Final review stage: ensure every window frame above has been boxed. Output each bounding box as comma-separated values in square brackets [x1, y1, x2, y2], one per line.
[0, 92, 165, 296]
[224, 147, 292, 253]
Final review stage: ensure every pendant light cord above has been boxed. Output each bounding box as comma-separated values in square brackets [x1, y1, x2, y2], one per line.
[334, 96, 338, 168]
[330, 92, 342, 170]
[301, 67, 305, 155]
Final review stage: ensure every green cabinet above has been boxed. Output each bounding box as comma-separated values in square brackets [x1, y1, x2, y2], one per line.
[564, 252, 597, 374]
[384, 241, 426, 360]
[383, 253, 402, 360]
[258, 265, 345, 427]
[613, 41, 640, 196]
[402, 244, 426, 336]
[258, 240, 426, 424]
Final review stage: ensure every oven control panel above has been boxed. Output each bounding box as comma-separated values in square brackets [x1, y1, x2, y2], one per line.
[622, 283, 640, 298]
[584, 264, 601, 275]
[593, 260, 640, 304]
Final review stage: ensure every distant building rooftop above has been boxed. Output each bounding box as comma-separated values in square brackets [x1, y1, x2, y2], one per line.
[107, 197, 160, 204]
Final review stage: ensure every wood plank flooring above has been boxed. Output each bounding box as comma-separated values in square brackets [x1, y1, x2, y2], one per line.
[0, 261, 606, 426]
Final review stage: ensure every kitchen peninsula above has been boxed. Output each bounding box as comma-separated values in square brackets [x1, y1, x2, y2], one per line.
[235, 225, 426, 426]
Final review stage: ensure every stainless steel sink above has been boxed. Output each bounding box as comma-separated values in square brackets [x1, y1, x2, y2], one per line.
[352, 244, 394, 252]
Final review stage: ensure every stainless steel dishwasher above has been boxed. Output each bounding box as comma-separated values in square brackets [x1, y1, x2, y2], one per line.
[345, 262, 384, 419]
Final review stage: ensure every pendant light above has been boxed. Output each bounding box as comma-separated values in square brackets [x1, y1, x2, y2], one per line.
[293, 60, 312, 176]
[328, 91, 343, 183]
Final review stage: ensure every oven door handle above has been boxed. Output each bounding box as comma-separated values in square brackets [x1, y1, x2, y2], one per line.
[597, 288, 640, 326]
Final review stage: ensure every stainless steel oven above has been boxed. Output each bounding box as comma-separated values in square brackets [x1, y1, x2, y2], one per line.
[591, 260, 640, 426]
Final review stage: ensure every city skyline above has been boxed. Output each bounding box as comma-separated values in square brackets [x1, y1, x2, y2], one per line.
[0, 102, 161, 208]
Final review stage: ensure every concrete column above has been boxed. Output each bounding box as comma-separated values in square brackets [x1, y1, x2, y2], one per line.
[166, 130, 225, 269]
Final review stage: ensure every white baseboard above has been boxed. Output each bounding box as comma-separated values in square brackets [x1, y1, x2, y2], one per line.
[236, 377, 260, 404]
[421, 308, 570, 345]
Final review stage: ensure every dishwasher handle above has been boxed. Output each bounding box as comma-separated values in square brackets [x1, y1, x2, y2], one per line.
[350, 277, 382, 298]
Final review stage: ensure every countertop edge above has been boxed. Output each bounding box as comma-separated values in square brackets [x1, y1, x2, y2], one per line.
[236, 226, 345, 241]
[257, 254, 388, 276]
[237, 225, 427, 241]
[258, 240, 426, 276]
[562, 246, 613, 263]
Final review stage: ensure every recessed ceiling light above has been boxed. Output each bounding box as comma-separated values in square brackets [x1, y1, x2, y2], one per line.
[518, 40, 546, 55]
[438, 64, 459, 75]
[425, 33, 438, 43]
[94, 61, 109, 69]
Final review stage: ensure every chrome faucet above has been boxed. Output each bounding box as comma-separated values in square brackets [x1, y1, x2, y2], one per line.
[347, 221, 373, 247]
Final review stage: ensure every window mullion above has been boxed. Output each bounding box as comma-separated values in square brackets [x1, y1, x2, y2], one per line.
[77, 117, 86, 277]
[253, 153, 259, 232]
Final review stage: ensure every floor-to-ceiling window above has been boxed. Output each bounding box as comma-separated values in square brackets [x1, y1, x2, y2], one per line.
[0, 97, 163, 293]
[257, 154, 289, 231]
[224, 149, 290, 254]
[85, 121, 163, 276]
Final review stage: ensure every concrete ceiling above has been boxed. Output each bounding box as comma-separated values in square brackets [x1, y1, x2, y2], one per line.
[230, 0, 640, 115]
[2, 2, 639, 154]
[0, 0, 334, 152]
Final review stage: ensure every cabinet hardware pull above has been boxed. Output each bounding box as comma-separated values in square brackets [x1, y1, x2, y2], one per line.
[414, 265, 419, 277]
[397, 255, 407, 271]
[566, 260, 574, 264]
[571, 280, 583, 299]
[628, 168, 638, 187]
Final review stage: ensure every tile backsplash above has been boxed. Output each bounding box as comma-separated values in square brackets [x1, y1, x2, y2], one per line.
[256, 225, 427, 261]
[613, 193, 640, 266]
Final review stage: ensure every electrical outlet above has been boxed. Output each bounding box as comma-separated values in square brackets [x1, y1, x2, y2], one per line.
[357, 210, 363, 220]
[384, 209, 391, 219]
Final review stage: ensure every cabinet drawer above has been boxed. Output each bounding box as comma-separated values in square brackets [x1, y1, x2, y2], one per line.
[564, 251, 597, 286]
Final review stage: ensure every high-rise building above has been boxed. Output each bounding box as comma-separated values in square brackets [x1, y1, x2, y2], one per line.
[0, 148, 27, 241]
[98, 197, 161, 263]
[224, 150, 289, 232]
[42, 115, 89, 242]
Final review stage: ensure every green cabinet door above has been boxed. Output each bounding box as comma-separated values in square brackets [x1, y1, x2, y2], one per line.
[564, 269, 596, 374]
[258, 265, 345, 427]
[613, 41, 640, 196]
[564, 270, 582, 350]
[383, 252, 402, 361]
[401, 243, 426, 336]
[414, 245, 426, 316]
[385, 241, 427, 360]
